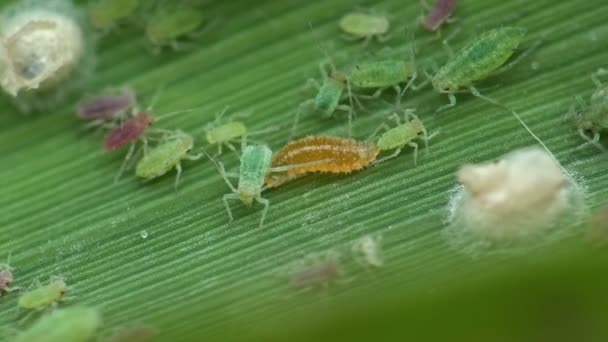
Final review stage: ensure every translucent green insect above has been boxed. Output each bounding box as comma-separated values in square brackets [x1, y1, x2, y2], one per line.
[135, 130, 202, 189]
[369, 109, 434, 165]
[431, 27, 538, 112]
[339, 12, 390, 45]
[146, 3, 205, 50]
[569, 68, 608, 151]
[13, 306, 101, 342]
[89, 0, 141, 30]
[204, 107, 278, 156]
[18, 276, 68, 310]
[348, 57, 418, 108]
[208, 138, 334, 228]
[293, 59, 356, 137]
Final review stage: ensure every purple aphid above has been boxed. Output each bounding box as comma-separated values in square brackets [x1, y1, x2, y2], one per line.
[421, 0, 457, 32]
[290, 258, 340, 289]
[78, 89, 136, 121]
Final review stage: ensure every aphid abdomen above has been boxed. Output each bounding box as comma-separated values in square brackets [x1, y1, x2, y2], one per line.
[339, 13, 389, 37]
[206, 121, 246, 144]
[104, 112, 153, 151]
[377, 118, 424, 150]
[13, 306, 101, 342]
[135, 136, 193, 179]
[436, 27, 526, 88]
[314, 79, 343, 116]
[270, 136, 379, 175]
[350, 60, 412, 88]
[239, 145, 272, 190]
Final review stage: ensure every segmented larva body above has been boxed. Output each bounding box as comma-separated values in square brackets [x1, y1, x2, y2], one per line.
[266, 136, 379, 187]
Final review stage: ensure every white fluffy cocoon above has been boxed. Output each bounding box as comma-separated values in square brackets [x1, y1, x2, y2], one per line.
[454, 146, 573, 241]
[0, 1, 84, 96]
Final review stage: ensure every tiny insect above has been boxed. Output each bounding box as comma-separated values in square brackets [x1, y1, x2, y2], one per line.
[294, 59, 355, 137]
[265, 135, 380, 188]
[78, 88, 136, 123]
[420, 0, 457, 33]
[208, 138, 332, 227]
[290, 256, 341, 289]
[371, 109, 434, 165]
[89, 0, 141, 30]
[346, 30, 419, 108]
[0, 254, 18, 297]
[432, 27, 538, 112]
[339, 11, 390, 45]
[102, 325, 158, 342]
[204, 107, 278, 156]
[569, 68, 608, 151]
[13, 306, 101, 342]
[146, 3, 205, 50]
[135, 130, 202, 189]
[18, 276, 68, 310]
[351, 235, 383, 268]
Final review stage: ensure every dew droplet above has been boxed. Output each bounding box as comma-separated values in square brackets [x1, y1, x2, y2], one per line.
[140, 230, 148, 239]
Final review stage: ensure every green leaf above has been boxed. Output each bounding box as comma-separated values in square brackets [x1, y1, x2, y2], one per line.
[1, 0, 608, 341]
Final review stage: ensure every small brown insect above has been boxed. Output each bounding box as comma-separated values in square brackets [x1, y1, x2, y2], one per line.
[265, 136, 380, 188]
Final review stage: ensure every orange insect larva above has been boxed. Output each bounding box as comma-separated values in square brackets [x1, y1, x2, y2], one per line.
[265, 136, 380, 188]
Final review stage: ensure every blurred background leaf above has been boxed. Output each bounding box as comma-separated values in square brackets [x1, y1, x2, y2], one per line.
[1, 0, 607, 341]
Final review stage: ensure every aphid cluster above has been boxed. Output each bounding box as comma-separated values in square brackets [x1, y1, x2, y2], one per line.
[88, 0, 206, 51]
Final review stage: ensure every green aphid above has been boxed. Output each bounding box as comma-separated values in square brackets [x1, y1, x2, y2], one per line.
[89, 0, 141, 30]
[208, 139, 333, 228]
[205, 107, 278, 156]
[432, 27, 535, 112]
[13, 306, 101, 342]
[569, 68, 608, 151]
[293, 60, 355, 137]
[18, 276, 68, 310]
[371, 109, 433, 165]
[339, 12, 390, 45]
[135, 131, 202, 189]
[146, 4, 205, 49]
[348, 58, 417, 107]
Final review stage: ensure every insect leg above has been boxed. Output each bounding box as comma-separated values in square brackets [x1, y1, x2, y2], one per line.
[469, 85, 504, 107]
[256, 196, 270, 228]
[222, 193, 240, 222]
[408, 141, 419, 165]
[206, 153, 238, 192]
[374, 147, 402, 164]
[174, 162, 183, 190]
[366, 122, 392, 142]
[577, 129, 606, 152]
[114, 143, 137, 184]
[290, 100, 312, 140]
[336, 104, 354, 137]
[435, 91, 456, 113]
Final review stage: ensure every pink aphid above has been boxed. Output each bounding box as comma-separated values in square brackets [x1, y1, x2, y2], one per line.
[104, 112, 155, 151]
[0, 266, 15, 296]
[422, 0, 457, 31]
[78, 90, 136, 121]
[290, 259, 340, 289]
